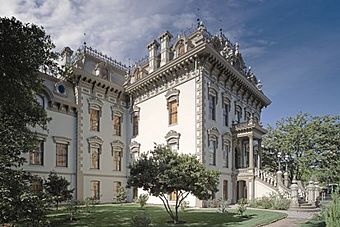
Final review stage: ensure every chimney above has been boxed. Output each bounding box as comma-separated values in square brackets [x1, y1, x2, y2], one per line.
[61, 47, 73, 66]
[159, 31, 173, 67]
[147, 40, 160, 73]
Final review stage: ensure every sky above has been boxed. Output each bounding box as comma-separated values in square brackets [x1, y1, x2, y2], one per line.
[1, 0, 339, 126]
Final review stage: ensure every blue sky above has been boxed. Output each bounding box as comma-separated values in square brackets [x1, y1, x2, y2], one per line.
[1, 0, 339, 126]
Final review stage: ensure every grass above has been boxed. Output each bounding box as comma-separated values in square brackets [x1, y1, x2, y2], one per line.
[301, 214, 326, 227]
[47, 204, 287, 227]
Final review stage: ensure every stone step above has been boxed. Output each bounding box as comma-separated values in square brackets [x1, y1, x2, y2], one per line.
[289, 207, 320, 212]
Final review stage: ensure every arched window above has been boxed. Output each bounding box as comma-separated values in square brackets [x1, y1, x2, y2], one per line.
[36, 95, 45, 108]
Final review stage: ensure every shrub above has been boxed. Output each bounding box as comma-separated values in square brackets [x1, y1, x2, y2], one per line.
[84, 197, 98, 213]
[66, 200, 79, 221]
[324, 189, 340, 227]
[180, 201, 189, 212]
[136, 193, 149, 208]
[237, 199, 247, 216]
[114, 186, 127, 204]
[272, 197, 291, 210]
[249, 194, 290, 210]
[207, 198, 221, 208]
[131, 211, 151, 227]
[218, 199, 229, 213]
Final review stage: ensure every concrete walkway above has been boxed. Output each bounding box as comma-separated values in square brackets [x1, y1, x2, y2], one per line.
[234, 206, 318, 227]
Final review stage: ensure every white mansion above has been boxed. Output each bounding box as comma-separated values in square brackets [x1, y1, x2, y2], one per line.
[26, 23, 284, 207]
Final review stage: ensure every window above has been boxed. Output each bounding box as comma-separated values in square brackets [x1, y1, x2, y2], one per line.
[113, 149, 122, 171]
[209, 95, 216, 121]
[36, 95, 45, 108]
[169, 191, 177, 201]
[223, 103, 229, 126]
[133, 187, 138, 200]
[235, 105, 242, 124]
[168, 100, 178, 125]
[91, 181, 100, 200]
[91, 147, 100, 169]
[209, 139, 217, 166]
[132, 115, 139, 137]
[56, 143, 68, 167]
[223, 180, 228, 201]
[113, 115, 121, 136]
[90, 109, 100, 131]
[31, 178, 43, 193]
[130, 141, 140, 163]
[245, 111, 251, 122]
[113, 181, 121, 198]
[223, 140, 230, 168]
[30, 140, 44, 165]
[165, 130, 181, 152]
[165, 89, 180, 126]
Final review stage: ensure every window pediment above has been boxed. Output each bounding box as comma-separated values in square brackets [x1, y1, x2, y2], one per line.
[53, 136, 71, 144]
[165, 89, 180, 103]
[87, 136, 103, 152]
[88, 97, 103, 114]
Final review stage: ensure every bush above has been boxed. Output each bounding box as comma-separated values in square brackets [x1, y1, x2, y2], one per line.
[66, 200, 79, 221]
[180, 201, 189, 212]
[248, 194, 290, 210]
[84, 197, 98, 213]
[136, 193, 149, 208]
[131, 211, 151, 227]
[237, 199, 247, 216]
[114, 186, 127, 204]
[207, 198, 221, 208]
[218, 199, 229, 213]
[324, 189, 340, 227]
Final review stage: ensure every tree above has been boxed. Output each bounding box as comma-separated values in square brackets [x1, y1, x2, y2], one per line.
[44, 172, 74, 209]
[0, 17, 58, 225]
[114, 185, 127, 204]
[262, 113, 340, 183]
[128, 145, 220, 224]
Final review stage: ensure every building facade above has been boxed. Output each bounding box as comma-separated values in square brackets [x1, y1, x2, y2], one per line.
[26, 23, 279, 206]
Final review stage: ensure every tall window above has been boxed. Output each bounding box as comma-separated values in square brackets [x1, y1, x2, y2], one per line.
[223, 103, 229, 126]
[209, 95, 216, 121]
[245, 111, 251, 122]
[223, 141, 230, 168]
[91, 147, 100, 169]
[113, 181, 121, 198]
[113, 115, 121, 136]
[169, 191, 177, 201]
[91, 181, 100, 200]
[90, 109, 100, 131]
[168, 100, 178, 125]
[31, 178, 43, 193]
[56, 143, 68, 167]
[235, 106, 242, 124]
[113, 149, 122, 171]
[30, 140, 44, 165]
[132, 114, 139, 137]
[209, 139, 217, 166]
[223, 180, 228, 201]
[133, 187, 138, 200]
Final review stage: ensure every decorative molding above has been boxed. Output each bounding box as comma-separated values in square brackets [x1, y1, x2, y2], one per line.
[53, 136, 71, 144]
[87, 97, 103, 116]
[165, 88, 180, 103]
[111, 140, 124, 156]
[87, 136, 103, 153]
[165, 130, 181, 149]
[35, 132, 48, 141]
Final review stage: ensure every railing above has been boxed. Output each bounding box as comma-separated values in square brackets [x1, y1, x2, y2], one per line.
[84, 46, 128, 71]
[255, 168, 277, 188]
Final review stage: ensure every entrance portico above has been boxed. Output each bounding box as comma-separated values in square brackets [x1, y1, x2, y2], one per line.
[232, 117, 267, 201]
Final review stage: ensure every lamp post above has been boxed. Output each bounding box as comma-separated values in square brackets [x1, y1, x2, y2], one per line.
[277, 151, 282, 171]
[284, 154, 289, 173]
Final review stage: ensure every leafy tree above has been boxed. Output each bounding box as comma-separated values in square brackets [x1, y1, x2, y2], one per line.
[262, 113, 340, 183]
[44, 172, 74, 209]
[128, 145, 220, 224]
[0, 17, 58, 225]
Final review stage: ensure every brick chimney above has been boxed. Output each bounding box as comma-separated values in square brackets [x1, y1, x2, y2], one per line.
[159, 31, 173, 67]
[61, 46, 73, 65]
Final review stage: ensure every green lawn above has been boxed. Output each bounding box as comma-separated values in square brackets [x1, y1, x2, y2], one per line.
[47, 204, 287, 227]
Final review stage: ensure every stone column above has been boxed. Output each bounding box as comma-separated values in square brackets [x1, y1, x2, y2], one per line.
[249, 135, 254, 169]
[257, 139, 262, 169]
[306, 180, 315, 204]
[277, 170, 283, 185]
[314, 181, 320, 201]
[290, 179, 299, 208]
[284, 172, 289, 187]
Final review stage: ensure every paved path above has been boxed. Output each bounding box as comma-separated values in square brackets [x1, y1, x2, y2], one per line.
[248, 207, 317, 227]
[228, 205, 318, 227]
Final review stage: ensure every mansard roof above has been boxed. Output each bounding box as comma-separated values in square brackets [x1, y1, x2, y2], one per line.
[125, 22, 271, 107]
